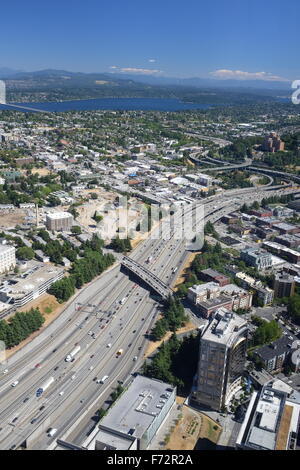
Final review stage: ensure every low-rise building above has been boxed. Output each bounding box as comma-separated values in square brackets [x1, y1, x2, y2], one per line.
[0, 261, 64, 308]
[198, 268, 230, 287]
[82, 375, 176, 450]
[240, 247, 273, 270]
[236, 384, 300, 450]
[255, 336, 300, 373]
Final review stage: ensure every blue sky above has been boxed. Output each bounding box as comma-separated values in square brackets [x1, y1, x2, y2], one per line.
[1, 0, 299, 80]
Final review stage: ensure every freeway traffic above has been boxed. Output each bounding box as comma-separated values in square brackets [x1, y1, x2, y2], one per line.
[0, 184, 298, 450]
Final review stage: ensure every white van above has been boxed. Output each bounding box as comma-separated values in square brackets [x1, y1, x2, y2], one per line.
[11, 381, 19, 387]
[99, 375, 109, 384]
[47, 428, 57, 437]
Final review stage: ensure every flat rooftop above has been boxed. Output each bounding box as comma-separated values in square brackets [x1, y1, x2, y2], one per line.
[0, 260, 64, 298]
[202, 309, 247, 345]
[99, 375, 175, 440]
[46, 211, 73, 220]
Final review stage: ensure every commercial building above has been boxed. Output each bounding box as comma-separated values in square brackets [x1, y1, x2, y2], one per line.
[274, 273, 295, 298]
[240, 247, 273, 270]
[236, 384, 300, 450]
[0, 261, 64, 308]
[263, 241, 300, 264]
[198, 268, 230, 287]
[197, 173, 213, 187]
[0, 244, 16, 274]
[187, 282, 252, 318]
[192, 308, 248, 411]
[82, 375, 176, 450]
[45, 212, 73, 231]
[262, 132, 285, 153]
[274, 233, 300, 249]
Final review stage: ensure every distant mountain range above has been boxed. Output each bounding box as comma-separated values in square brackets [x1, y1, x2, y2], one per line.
[0, 67, 292, 91]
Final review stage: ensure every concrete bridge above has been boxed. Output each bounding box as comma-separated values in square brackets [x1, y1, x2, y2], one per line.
[121, 256, 172, 299]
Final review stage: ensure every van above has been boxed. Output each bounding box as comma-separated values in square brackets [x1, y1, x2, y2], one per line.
[99, 375, 109, 384]
[11, 381, 19, 387]
[47, 428, 57, 438]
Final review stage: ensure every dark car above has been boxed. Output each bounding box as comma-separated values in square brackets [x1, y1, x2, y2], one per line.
[39, 405, 45, 411]
[54, 366, 59, 371]
[23, 397, 29, 403]
[31, 418, 38, 424]
[12, 417, 18, 423]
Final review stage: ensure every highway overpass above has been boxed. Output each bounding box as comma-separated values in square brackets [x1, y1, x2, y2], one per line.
[121, 256, 172, 299]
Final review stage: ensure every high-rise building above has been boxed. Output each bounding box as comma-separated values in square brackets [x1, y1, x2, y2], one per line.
[274, 273, 295, 298]
[192, 308, 248, 411]
[45, 212, 73, 231]
[262, 132, 285, 153]
[0, 244, 16, 273]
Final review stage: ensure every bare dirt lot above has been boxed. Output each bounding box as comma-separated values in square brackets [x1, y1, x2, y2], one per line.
[165, 405, 221, 450]
[0, 210, 26, 228]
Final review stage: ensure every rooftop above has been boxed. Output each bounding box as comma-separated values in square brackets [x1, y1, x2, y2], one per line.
[202, 308, 247, 345]
[99, 375, 175, 440]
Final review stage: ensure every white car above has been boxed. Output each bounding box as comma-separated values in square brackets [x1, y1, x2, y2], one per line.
[71, 374, 76, 380]
[59, 391, 64, 396]
[11, 381, 19, 387]
[2, 369, 8, 374]
[107, 343, 112, 348]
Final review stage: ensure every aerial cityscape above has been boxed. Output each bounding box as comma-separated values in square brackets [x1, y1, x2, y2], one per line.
[0, 0, 300, 458]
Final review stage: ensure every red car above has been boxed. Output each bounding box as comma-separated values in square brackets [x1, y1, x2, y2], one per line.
[35, 363, 41, 368]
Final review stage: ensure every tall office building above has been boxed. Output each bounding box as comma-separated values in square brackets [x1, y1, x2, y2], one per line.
[193, 308, 248, 411]
[274, 273, 295, 298]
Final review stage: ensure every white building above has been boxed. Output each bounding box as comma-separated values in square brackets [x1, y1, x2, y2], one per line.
[0, 245, 16, 274]
[46, 212, 73, 231]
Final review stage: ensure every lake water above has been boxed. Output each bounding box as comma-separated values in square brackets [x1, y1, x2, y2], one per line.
[0, 98, 215, 113]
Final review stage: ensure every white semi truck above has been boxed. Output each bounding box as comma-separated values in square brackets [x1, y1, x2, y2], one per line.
[65, 345, 81, 362]
[36, 376, 55, 397]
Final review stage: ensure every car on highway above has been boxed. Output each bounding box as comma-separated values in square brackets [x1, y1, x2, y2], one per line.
[39, 405, 45, 411]
[71, 374, 76, 380]
[35, 363, 41, 368]
[11, 417, 18, 423]
[128, 343, 132, 347]
[132, 330, 136, 333]
[31, 418, 38, 424]
[54, 366, 59, 371]
[2, 369, 8, 374]
[133, 356, 138, 361]
[11, 381, 19, 387]
[107, 343, 112, 348]
[23, 397, 29, 403]
[47, 428, 58, 438]
[59, 391, 64, 396]
[90, 354, 94, 358]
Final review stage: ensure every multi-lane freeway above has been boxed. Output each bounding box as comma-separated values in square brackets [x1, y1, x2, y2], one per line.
[0, 184, 299, 450]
